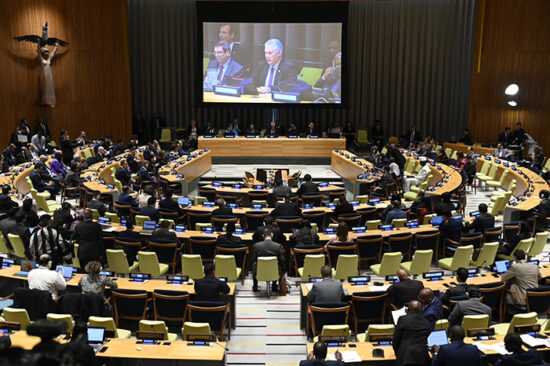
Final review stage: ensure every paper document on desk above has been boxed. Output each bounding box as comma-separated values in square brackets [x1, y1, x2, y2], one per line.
[520, 334, 550, 348]
[101, 226, 117, 232]
[369, 285, 389, 292]
[305, 283, 313, 291]
[328, 351, 361, 363]
[392, 307, 407, 325]
[473, 342, 512, 355]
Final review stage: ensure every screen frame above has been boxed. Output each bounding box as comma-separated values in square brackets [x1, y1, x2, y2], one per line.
[196, 1, 349, 108]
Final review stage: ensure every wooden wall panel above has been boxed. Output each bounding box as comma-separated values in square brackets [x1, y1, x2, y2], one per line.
[469, 0, 550, 152]
[0, 0, 131, 148]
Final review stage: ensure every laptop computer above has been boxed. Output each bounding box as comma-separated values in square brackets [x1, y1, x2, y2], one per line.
[427, 330, 448, 348]
[140, 220, 157, 234]
[55, 265, 74, 280]
[15, 260, 37, 277]
[177, 197, 190, 206]
[87, 327, 106, 353]
[494, 260, 511, 274]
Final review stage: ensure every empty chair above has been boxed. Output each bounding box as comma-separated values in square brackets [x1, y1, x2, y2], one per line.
[275, 216, 303, 233]
[371, 252, 403, 277]
[391, 218, 407, 228]
[491, 312, 538, 335]
[350, 292, 388, 334]
[326, 243, 357, 268]
[307, 302, 350, 339]
[88, 316, 132, 338]
[366, 220, 382, 231]
[182, 322, 212, 340]
[181, 254, 205, 280]
[334, 254, 359, 280]
[483, 226, 503, 243]
[290, 246, 325, 277]
[527, 232, 549, 258]
[2, 308, 31, 330]
[526, 286, 550, 315]
[106, 249, 139, 274]
[400, 250, 433, 276]
[302, 193, 324, 206]
[244, 211, 270, 231]
[187, 301, 231, 340]
[337, 213, 362, 228]
[215, 246, 248, 284]
[7, 234, 27, 260]
[111, 289, 149, 327]
[135, 215, 150, 227]
[256, 257, 280, 298]
[137, 251, 169, 277]
[214, 255, 241, 282]
[415, 231, 440, 262]
[298, 254, 326, 280]
[386, 233, 413, 261]
[479, 282, 506, 323]
[139, 320, 177, 340]
[356, 235, 383, 268]
[189, 237, 217, 263]
[187, 211, 212, 230]
[438, 245, 474, 271]
[46, 313, 74, 334]
[0, 235, 12, 255]
[461, 314, 490, 332]
[152, 289, 189, 324]
[303, 211, 326, 229]
[470, 242, 499, 267]
[356, 324, 395, 342]
[148, 241, 178, 274]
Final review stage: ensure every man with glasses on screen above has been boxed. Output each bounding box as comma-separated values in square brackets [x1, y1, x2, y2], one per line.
[205, 41, 246, 88]
[315, 52, 341, 99]
[251, 38, 300, 94]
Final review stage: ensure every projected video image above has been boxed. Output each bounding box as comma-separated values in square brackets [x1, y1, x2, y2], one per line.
[202, 22, 342, 104]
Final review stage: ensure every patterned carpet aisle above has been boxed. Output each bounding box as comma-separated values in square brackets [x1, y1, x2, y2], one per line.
[227, 278, 307, 366]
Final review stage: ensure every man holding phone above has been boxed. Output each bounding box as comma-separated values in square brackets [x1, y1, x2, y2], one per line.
[431, 325, 482, 366]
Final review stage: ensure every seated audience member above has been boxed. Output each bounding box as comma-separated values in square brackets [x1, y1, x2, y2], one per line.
[118, 185, 138, 207]
[19, 198, 39, 228]
[271, 194, 301, 218]
[464, 203, 494, 233]
[393, 300, 432, 366]
[87, 192, 107, 217]
[525, 189, 550, 230]
[252, 228, 284, 292]
[431, 325, 482, 366]
[433, 193, 455, 216]
[0, 208, 17, 241]
[253, 215, 286, 244]
[27, 254, 67, 300]
[137, 161, 157, 187]
[386, 269, 424, 309]
[287, 122, 299, 137]
[64, 162, 81, 198]
[8, 211, 29, 240]
[159, 188, 185, 216]
[494, 143, 513, 160]
[501, 249, 541, 307]
[52, 202, 74, 239]
[194, 263, 231, 302]
[212, 198, 233, 216]
[78, 260, 118, 300]
[307, 265, 344, 303]
[458, 128, 474, 145]
[455, 151, 468, 171]
[290, 219, 319, 245]
[305, 122, 321, 137]
[266, 121, 282, 137]
[498, 221, 531, 255]
[494, 333, 542, 366]
[29, 214, 71, 267]
[448, 286, 491, 327]
[371, 165, 394, 197]
[297, 174, 319, 196]
[50, 152, 67, 177]
[0, 185, 17, 213]
[332, 195, 354, 222]
[418, 288, 443, 330]
[435, 148, 448, 164]
[440, 267, 470, 306]
[416, 196, 433, 224]
[138, 185, 155, 208]
[388, 157, 401, 177]
[71, 209, 105, 271]
[403, 157, 431, 192]
[328, 221, 353, 243]
[216, 222, 244, 247]
[300, 341, 343, 366]
[140, 196, 160, 222]
[59, 321, 101, 366]
[115, 159, 132, 187]
[30, 163, 58, 199]
[150, 219, 181, 246]
[272, 177, 291, 202]
[115, 221, 142, 265]
[384, 198, 407, 225]
[439, 211, 463, 246]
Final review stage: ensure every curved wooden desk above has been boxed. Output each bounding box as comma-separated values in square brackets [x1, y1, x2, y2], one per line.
[444, 142, 495, 156]
[198, 136, 345, 157]
[157, 149, 212, 195]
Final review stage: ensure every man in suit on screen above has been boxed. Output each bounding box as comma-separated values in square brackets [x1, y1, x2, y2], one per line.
[250, 38, 300, 94]
[217, 23, 250, 71]
[205, 41, 246, 86]
[314, 52, 341, 99]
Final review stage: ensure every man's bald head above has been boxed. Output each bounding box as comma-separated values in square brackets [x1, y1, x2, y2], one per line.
[449, 325, 465, 342]
[396, 269, 409, 281]
[408, 300, 422, 313]
[418, 288, 434, 305]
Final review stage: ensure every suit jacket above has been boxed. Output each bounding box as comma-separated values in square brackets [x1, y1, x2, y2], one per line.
[271, 202, 301, 218]
[299, 360, 344, 366]
[432, 340, 482, 366]
[71, 220, 104, 260]
[387, 279, 424, 308]
[307, 278, 344, 303]
[159, 198, 184, 216]
[253, 225, 286, 244]
[60, 137, 80, 163]
[448, 298, 492, 326]
[118, 193, 138, 207]
[467, 213, 495, 233]
[494, 349, 542, 366]
[87, 200, 106, 216]
[297, 182, 320, 196]
[439, 219, 463, 244]
[422, 296, 444, 330]
[194, 276, 230, 302]
[212, 207, 233, 216]
[140, 206, 161, 222]
[0, 194, 18, 213]
[216, 234, 243, 247]
[206, 58, 246, 85]
[150, 229, 181, 247]
[272, 185, 292, 199]
[501, 262, 541, 305]
[30, 170, 48, 192]
[115, 167, 131, 187]
[498, 132, 513, 146]
[251, 59, 300, 91]
[441, 283, 469, 305]
[253, 239, 284, 275]
[393, 312, 432, 366]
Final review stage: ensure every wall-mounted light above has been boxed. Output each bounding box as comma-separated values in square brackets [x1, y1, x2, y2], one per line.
[508, 100, 517, 107]
[505, 84, 519, 96]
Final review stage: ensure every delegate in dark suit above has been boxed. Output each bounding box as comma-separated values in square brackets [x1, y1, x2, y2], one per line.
[150, 228, 181, 247]
[0, 194, 18, 213]
[271, 202, 302, 218]
[495, 349, 542, 366]
[465, 213, 495, 233]
[386, 279, 424, 308]
[393, 312, 432, 366]
[140, 206, 161, 222]
[252, 238, 284, 286]
[432, 340, 482, 366]
[115, 166, 132, 187]
[439, 218, 463, 245]
[206, 58, 246, 85]
[297, 182, 320, 196]
[159, 197, 185, 216]
[71, 219, 104, 268]
[307, 278, 344, 303]
[250, 59, 300, 93]
[194, 276, 230, 302]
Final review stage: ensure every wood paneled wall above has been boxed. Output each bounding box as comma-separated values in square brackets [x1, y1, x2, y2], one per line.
[0, 0, 132, 149]
[469, 0, 550, 152]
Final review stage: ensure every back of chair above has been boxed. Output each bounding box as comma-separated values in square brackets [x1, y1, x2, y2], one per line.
[503, 222, 520, 244]
[216, 245, 248, 269]
[187, 301, 228, 332]
[351, 292, 387, 326]
[309, 302, 350, 336]
[483, 227, 503, 243]
[387, 233, 413, 261]
[189, 237, 217, 262]
[356, 235, 383, 263]
[211, 215, 238, 231]
[526, 286, 550, 315]
[303, 211, 326, 229]
[275, 216, 303, 233]
[111, 289, 149, 325]
[479, 282, 506, 322]
[197, 188, 217, 202]
[326, 243, 357, 268]
[148, 241, 178, 269]
[244, 211, 270, 231]
[114, 201, 132, 217]
[302, 193, 324, 206]
[337, 213, 362, 228]
[460, 233, 483, 249]
[291, 246, 325, 274]
[356, 208, 377, 223]
[415, 231, 440, 260]
[187, 211, 213, 229]
[152, 289, 189, 322]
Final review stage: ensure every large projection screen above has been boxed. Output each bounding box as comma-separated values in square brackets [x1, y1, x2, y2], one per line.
[202, 22, 342, 105]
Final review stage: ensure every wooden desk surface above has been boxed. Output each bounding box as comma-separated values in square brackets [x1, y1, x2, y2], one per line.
[204, 91, 312, 104]
[331, 150, 374, 183]
[198, 136, 345, 157]
[200, 183, 345, 195]
[306, 342, 396, 362]
[444, 142, 496, 156]
[97, 338, 227, 361]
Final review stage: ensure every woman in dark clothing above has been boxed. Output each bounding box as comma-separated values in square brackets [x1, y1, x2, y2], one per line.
[19, 198, 39, 228]
[290, 219, 319, 245]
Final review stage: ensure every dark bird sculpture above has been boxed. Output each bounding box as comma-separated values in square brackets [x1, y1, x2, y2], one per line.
[13, 22, 69, 47]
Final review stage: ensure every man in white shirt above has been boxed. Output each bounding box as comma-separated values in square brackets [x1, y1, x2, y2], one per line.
[27, 254, 66, 300]
[403, 157, 431, 192]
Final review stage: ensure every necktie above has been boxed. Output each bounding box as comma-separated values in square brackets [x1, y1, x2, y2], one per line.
[217, 65, 224, 83]
[268, 66, 275, 87]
